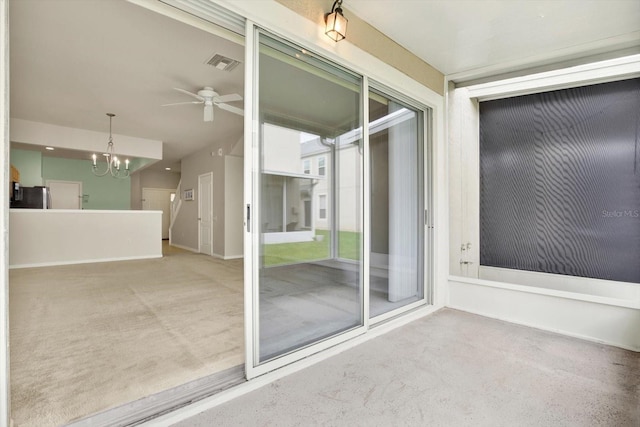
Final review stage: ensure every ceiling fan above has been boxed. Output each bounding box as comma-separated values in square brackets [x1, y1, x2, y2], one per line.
[162, 87, 243, 122]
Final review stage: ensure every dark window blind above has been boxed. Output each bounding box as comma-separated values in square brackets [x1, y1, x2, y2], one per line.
[479, 78, 640, 284]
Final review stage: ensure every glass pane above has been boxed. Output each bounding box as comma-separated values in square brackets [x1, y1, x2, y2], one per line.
[257, 34, 363, 362]
[369, 88, 424, 318]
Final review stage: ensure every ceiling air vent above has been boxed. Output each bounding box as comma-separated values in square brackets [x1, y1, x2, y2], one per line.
[205, 54, 241, 72]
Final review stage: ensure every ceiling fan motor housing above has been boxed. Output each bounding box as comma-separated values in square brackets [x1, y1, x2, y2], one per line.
[198, 87, 218, 99]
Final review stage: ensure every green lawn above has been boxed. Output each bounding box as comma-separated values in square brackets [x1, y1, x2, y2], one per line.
[263, 230, 360, 266]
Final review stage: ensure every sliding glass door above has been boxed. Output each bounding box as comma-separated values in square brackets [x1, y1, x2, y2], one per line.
[245, 27, 431, 376]
[368, 87, 425, 319]
[252, 32, 364, 366]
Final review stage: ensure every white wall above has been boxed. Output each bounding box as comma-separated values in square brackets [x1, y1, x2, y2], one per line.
[263, 124, 302, 175]
[131, 169, 180, 210]
[303, 146, 362, 233]
[9, 209, 162, 268]
[10, 119, 163, 160]
[172, 144, 221, 252]
[171, 139, 243, 258]
[336, 146, 361, 233]
[449, 277, 640, 351]
[447, 84, 479, 277]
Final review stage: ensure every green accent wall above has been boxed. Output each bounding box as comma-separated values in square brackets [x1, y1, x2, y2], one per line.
[129, 157, 155, 171]
[42, 157, 131, 210]
[10, 149, 42, 186]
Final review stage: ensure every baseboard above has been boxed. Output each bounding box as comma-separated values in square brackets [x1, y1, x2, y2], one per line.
[182, 249, 242, 260]
[9, 255, 163, 269]
[66, 366, 245, 427]
[449, 304, 640, 353]
[448, 278, 640, 352]
[169, 243, 199, 253]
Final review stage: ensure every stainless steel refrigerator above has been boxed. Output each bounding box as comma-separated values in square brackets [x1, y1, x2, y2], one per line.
[10, 185, 51, 209]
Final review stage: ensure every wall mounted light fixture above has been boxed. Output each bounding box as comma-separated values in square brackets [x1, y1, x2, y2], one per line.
[325, 0, 348, 42]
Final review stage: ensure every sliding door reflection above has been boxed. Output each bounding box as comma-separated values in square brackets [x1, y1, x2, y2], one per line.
[369, 88, 424, 318]
[257, 34, 363, 362]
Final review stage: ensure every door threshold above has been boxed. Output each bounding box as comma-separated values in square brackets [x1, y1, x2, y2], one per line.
[65, 365, 245, 427]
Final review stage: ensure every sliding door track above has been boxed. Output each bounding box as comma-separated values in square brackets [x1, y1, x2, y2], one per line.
[66, 365, 245, 427]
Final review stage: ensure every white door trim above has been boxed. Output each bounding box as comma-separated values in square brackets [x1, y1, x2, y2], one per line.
[46, 179, 83, 209]
[197, 172, 213, 256]
[142, 187, 174, 240]
[1, 0, 10, 423]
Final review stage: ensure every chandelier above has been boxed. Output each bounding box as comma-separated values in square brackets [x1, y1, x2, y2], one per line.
[91, 113, 130, 178]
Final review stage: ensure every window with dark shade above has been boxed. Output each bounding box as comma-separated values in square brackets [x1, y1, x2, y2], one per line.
[479, 78, 640, 284]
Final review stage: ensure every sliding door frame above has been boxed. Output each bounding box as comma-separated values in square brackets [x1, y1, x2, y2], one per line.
[135, 0, 445, 386]
[367, 81, 433, 325]
[2, 3, 445, 417]
[0, 0, 446, 423]
[362, 76, 372, 326]
[243, 18, 257, 379]
[244, 23, 370, 379]
[243, 21, 436, 379]
[0, 0, 9, 424]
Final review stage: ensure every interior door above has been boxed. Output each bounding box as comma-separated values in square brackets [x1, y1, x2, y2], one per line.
[198, 172, 213, 255]
[142, 188, 173, 239]
[46, 180, 81, 209]
[245, 30, 365, 377]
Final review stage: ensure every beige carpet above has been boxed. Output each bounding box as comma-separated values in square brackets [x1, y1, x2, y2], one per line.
[9, 244, 244, 427]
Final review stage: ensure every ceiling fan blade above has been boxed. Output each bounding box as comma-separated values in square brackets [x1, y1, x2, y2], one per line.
[173, 87, 204, 102]
[214, 93, 242, 103]
[161, 101, 203, 107]
[217, 103, 244, 116]
[204, 104, 214, 122]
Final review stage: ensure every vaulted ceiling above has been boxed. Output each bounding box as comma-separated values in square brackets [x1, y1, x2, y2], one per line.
[10, 0, 245, 171]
